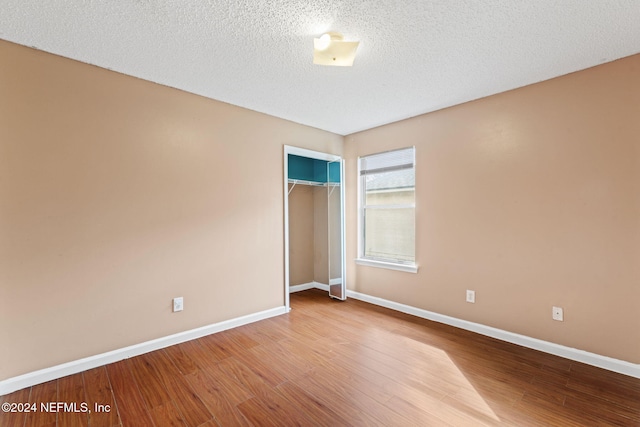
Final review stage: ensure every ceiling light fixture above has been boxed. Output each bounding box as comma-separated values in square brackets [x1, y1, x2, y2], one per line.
[313, 32, 360, 67]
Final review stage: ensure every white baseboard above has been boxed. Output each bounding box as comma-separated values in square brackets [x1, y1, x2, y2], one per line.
[289, 282, 316, 293]
[315, 282, 330, 291]
[346, 290, 640, 379]
[0, 306, 286, 396]
[289, 281, 330, 292]
[12, 287, 633, 397]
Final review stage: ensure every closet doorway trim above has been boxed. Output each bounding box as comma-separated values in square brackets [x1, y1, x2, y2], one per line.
[284, 145, 342, 312]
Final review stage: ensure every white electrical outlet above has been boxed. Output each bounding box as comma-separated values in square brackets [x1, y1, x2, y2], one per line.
[552, 306, 563, 321]
[173, 297, 184, 312]
[466, 290, 475, 303]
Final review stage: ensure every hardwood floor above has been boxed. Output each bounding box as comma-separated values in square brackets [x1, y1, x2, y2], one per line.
[2, 289, 639, 426]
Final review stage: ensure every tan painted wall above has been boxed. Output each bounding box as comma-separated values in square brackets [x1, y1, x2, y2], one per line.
[0, 40, 342, 380]
[288, 185, 314, 285]
[345, 54, 640, 364]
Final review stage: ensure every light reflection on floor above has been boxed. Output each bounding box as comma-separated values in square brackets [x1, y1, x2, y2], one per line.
[357, 326, 502, 424]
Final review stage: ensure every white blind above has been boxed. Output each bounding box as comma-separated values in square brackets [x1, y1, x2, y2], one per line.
[360, 147, 414, 175]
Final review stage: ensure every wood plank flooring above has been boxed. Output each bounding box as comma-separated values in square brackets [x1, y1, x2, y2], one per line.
[2, 289, 639, 426]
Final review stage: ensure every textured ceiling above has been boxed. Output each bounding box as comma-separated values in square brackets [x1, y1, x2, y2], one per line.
[1, 1, 639, 135]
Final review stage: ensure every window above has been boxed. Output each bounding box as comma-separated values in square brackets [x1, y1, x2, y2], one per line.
[357, 147, 416, 273]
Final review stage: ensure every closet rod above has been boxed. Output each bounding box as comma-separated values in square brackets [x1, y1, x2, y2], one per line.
[287, 179, 326, 195]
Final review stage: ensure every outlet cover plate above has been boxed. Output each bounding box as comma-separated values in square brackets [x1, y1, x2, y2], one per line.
[173, 297, 184, 312]
[466, 290, 475, 303]
[552, 306, 563, 321]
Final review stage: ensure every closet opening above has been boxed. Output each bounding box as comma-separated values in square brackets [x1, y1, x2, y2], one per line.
[283, 146, 345, 312]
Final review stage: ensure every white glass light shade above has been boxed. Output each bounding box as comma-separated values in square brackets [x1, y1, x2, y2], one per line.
[313, 32, 360, 67]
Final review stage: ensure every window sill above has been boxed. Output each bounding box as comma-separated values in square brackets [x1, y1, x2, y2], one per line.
[355, 258, 418, 273]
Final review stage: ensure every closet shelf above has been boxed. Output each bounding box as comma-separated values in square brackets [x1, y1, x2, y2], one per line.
[287, 178, 326, 187]
[287, 179, 339, 195]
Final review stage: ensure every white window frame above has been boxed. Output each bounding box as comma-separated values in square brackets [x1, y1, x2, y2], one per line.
[356, 147, 418, 274]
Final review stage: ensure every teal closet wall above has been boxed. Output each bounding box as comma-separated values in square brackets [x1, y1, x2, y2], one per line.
[328, 161, 341, 183]
[288, 154, 341, 184]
